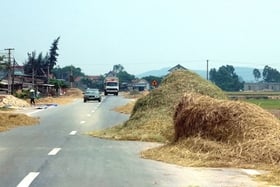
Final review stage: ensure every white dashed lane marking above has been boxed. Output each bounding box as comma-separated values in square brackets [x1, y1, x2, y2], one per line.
[91, 110, 95, 113]
[48, 148, 61, 156]
[87, 114, 91, 117]
[17, 172, 39, 187]
[69, 131, 77, 135]
[80, 121, 86, 124]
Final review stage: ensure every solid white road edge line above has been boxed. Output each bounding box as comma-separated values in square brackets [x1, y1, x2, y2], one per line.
[17, 172, 40, 187]
[69, 131, 77, 135]
[27, 110, 41, 115]
[48, 148, 61, 156]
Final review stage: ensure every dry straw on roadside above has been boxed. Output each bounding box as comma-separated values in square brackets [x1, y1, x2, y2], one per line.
[63, 88, 83, 97]
[89, 70, 280, 184]
[171, 92, 280, 165]
[90, 70, 226, 142]
[125, 70, 227, 142]
[141, 92, 280, 173]
[0, 113, 39, 132]
[36, 88, 83, 105]
[0, 95, 30, 108]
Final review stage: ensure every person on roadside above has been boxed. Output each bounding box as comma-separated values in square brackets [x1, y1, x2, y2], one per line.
[30, 89, 36, 106]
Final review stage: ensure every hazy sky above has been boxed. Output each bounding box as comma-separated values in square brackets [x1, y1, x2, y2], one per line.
[1, 0, 280, 75]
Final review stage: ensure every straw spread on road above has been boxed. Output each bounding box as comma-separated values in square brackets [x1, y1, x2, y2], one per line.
[0, 88, 83, 132]
[89, 70, 280, 185]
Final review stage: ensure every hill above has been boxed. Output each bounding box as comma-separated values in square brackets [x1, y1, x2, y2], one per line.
[137, 66, 256, 82]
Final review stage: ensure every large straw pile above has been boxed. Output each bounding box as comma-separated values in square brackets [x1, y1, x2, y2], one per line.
[119, 70, 227, 142]
[172, 93, 280, 165]
[0, 95, 30, 108]
[132, 70, 226, 115]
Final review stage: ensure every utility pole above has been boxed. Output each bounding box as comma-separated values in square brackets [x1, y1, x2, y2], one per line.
[5, 48, 15, 94]
[206, 59, 209, 80]
[11, 58, 16, 95]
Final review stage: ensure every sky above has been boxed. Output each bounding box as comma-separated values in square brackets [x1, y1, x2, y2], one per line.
[1, 0, 280, 76]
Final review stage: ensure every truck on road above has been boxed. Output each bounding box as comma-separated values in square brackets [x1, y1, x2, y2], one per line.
[104, 76, 119, 96]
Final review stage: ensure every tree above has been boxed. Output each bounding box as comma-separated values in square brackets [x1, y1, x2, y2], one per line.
[117, 71, 135, 83]
[262, 65, 280, 82]
[23, 37, 60, 81]
[209, 65, 244, 91]
[49, 78, 68, 90]
[48, 36, 60, 70]
[0, 55, 6, 70]
[80, 75, 104, 90]
[113, 64, 124, 74]
[24, 51, 49, 79]
[52, 65, 85, 81]
[253, 68, 261, 82]
[108, 64, 135, 83]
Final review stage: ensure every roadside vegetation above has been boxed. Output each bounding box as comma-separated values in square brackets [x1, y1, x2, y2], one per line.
[89, 70, 280, 186]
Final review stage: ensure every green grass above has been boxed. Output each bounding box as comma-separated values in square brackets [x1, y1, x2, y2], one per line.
[244, 99, 280, 109]
[225, 91, 280, 110]
[226, 91, 280, 96]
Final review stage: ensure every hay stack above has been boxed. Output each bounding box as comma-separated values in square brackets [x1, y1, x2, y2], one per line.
[174, 93, 280, 164]
[0, 95, 30, 108]
[132, 70, 226, 115]
[123, 70, 227, 142]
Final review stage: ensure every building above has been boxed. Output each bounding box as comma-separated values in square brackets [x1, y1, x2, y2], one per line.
[168, 64, 188, 73]
[131, 79, 150, 91]
[244, 82, 280, 91]
[0, 66, 53, 95]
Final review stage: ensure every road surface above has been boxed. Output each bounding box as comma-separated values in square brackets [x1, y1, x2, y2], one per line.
[0, 95, 265, 187]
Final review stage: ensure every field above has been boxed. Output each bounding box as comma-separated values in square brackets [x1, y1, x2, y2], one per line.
[245, 99, 280, 109]
[226, 91, 280, 99]
[226, 91, 280, 119]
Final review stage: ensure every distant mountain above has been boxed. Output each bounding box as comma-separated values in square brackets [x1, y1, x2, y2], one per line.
[234, 67, 256, 82]
[136, 67, 170, 78]
[137, 66, 256, 82]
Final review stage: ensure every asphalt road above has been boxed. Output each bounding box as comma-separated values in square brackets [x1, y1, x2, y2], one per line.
[0, 95, 264, 187]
